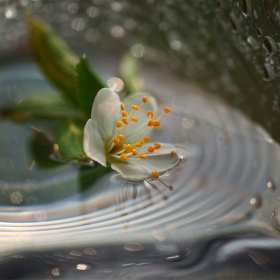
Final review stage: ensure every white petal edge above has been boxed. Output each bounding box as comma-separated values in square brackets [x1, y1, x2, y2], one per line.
[84, 119, 107, 167]
[91, 88, 121, 141]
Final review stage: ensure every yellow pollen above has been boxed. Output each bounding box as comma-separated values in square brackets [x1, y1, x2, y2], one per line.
[123, 117, 129, 124]
[131, 105, 139, 110]
[122, 111, 128, 117]
[147, 120, 154, 126]
[143, 136, 150, 142]
[131, 116, 138, 122]
[135, 142, 143, 147]
[140, 140, 144, 143]
[116, 121, 123, 128]
[120, 153, 128, 160]
[152, 170, 159, 178]
[147, 110, 154, 117]
[170, 151, 175, 157]
[113, 138, 119, 144]
[123, 144, 128, 150]
[132, 149, 137, 155]
[139, 154, 147, 159]
[142, 96, 148, 103]
[118, 134, 124, 140]
[147, 146, 155, 153]
[127, 144, 132, 150]
[153, 120, 161, 127]
[154, 142, 161, 149]
[164, 107, 171, 113]
[120, 103, 125, 110]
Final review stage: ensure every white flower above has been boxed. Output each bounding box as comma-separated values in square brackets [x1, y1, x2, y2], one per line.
[83, 88, 179, 181]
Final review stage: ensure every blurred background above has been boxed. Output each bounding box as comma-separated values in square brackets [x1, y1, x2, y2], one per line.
[1, 0, 280, 279]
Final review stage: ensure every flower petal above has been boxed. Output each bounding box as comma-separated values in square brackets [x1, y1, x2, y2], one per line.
[122, 92, 158, 144]
[111, 144, 179, 181]
[84, 119, 107, 166]
[91, 88, 121, 141]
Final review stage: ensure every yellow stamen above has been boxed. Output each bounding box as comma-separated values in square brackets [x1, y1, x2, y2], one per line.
[123, 144, 128, 150]
[127, 144, 132, 150]
[118, 134, 124, 140]
[143, 136, 150, 142]
[154, 142, 161, 149]
[153, 120, 161, 127]
[131, 117, 138, 122]
[142, 96, 148, 103]
[131, 105, 139, 110]
[164, 107, 171, 113]
[122, 111, 128, 117]
[116, 121, 123, 128]
[147, 146, 155, 153]
[139, 154, 147, 159]
[120, 153, 128, 160]
[120, 103, 125, 110]
[147, 110, 154, 117]
[132, 149, 137, 155]
[135, 142, 143, 147]
[152, 170, 159, 178]
[170, 151, 175, 157]
[147, 120, 154, 126]
[123, 117, 129, 124]
[113, 138, 119, 144]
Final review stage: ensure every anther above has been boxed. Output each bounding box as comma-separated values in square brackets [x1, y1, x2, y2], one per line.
[123, 117, 129, 124]
[116, 121, 123, 128]
[135, 142, 143, 147]
[154, 142, 161, 149]
[152, 170, 159, 178]
[131, 117, 138, 122]
[131, 105, 139, 110]
[142, 96, 148, 103]
[147, 146, 155, 153]
[132, 149, 137, 155]
[120, 103, 125, 110]
[123, 144, 128, 150]
[164, 107, 171, 113]
[153, 120, 161, 127]
[143, 136, 150, 142]
[147, 110, 154, 117]
[113, 138, 119, 144]
[122, 111, 128, 117]
[120, 153, 128, 160]
[147, 120, 154, 126]
[118, 134, 124, 140]
[170, 151, 175, 157]
[139, 154, 147, 159]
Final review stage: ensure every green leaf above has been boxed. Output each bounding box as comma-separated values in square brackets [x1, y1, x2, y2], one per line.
[26, 14, 79, 106]
[1, 96, 84, 122]
[55, 119, 86, 159]
[120, 53, 141, 95]
[30, 131, 66, 168]
[76, 54, 106, 119]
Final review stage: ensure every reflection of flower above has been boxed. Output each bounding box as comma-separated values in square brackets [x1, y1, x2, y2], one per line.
[83, 88, 179, 181]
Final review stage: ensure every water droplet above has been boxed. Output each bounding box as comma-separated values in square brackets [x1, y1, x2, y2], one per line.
[71, 18, 85, 31]
[111, 2, 122, 12]
[87, 6, 99, 18]
[5, 7, 17, 19]
[247, 36, 259, 49]
[69, 250, 82, 256]
[107, 77, 124, 92]
[10, 191, 23, 204]
[253, 10, 258, 19]
[170, 40, 182, 51]
[241, 0, 251, 16]
[263, 36, 278, 54]
[131, 44, 145, 58]
[67, 3, 79, 14]
[166, 254, 180, 260]
[74, 157, 94, 166]
[230, 12, 241, 33]
[83, 248, 97, 255]
[52, 268, 60, 276]
[263, 63, 275, 81]
[110, 26, 124, 38]
[85, 28, 100, 43]
[24, 179, 38, 193]
[181, 117, 195, 129]
[250, 196, 262, 208]
[77, 264, 88, 270]
[267, 181, 275, 190]
[268, 139, 275, 144]
[124, 242, 143, 251]
[255, 27, 263, 37]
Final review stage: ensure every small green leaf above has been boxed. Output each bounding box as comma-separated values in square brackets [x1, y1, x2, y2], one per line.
[55, 119, 86, 159]
[120, 53, 141, 94]
[76, 54, 106, 119]
[1, 96, 84, 122]
[26, 14, 79, 106]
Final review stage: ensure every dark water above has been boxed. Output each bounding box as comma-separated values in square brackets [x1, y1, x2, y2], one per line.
[1, 57, 280, 279]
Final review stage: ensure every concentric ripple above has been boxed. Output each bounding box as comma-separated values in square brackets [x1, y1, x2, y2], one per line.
[0, 59, 279, 260]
